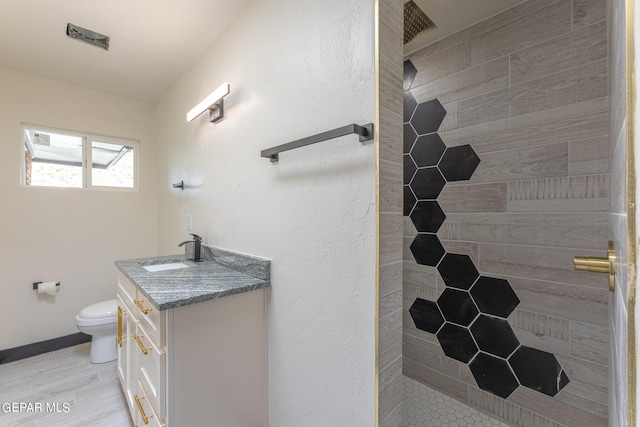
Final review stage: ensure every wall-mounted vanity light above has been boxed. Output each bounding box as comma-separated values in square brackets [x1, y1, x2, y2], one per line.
[186, 83, 230, 123]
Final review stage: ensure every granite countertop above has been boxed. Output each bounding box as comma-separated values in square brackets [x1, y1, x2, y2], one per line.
[115, 245, 270, 311]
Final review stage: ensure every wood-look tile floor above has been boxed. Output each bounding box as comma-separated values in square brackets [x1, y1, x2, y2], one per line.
[0, 343, 133, 427]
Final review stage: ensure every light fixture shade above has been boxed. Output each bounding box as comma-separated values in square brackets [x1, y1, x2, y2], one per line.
[186, 83, 230, 122]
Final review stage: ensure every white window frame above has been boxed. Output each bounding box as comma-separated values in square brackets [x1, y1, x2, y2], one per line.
[21, 124, 139, 191]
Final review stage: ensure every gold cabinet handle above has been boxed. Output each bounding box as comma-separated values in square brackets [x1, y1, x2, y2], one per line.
[573, 241, 615, 292]
[134, 299, 152, 315]
[134, 394, 150, 425]
[133, 334, 150, 355]
[117, 306, 123, 348]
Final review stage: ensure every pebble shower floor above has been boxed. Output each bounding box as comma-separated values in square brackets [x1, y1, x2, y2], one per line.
[402, 376, 511, 427]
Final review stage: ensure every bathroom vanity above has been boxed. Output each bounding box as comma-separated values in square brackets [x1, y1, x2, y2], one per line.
[115, 247, 270, 427]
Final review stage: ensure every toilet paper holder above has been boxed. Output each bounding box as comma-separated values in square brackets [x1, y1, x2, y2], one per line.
[32, 281, 60, 290]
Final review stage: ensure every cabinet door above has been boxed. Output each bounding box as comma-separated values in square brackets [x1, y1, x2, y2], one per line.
[133, 322, 166, 420]
[133, 380, 165, 427]
[117, 294, 137, 412]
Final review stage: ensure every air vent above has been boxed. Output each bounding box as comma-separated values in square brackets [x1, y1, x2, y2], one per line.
[66, 23, 110, 51]
[404, 0, 437, 44]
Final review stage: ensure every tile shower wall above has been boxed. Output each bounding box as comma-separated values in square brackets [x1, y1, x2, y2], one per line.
[402, 0, 609, 426]
[377, 0, 404, 425]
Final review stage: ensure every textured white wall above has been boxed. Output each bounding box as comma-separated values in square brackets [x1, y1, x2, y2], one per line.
[154, 0, 377, 424]
[0, 68, 158, 349]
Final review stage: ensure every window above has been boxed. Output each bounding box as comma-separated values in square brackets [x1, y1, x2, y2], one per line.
[23, 125, 138, 190]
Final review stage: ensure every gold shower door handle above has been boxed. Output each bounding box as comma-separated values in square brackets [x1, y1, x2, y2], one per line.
[573, 241, 615, 292]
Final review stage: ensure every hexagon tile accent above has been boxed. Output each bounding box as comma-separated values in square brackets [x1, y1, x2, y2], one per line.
[438, 145, 481, 182]
[404, 122, 417, 153]
[437, 254, 478, 290]
[411, 133, 446, 167]
[410, 201, 446, 233]
[469, 353, 519, 399]
[403, 59, 417, 91]
[437, 323, 478, 364]
[437, 288, 478, 327]
[404, 186, 416, 217]
[409, 298, 443, 334]
[409, 234, 445, 267]
[510, 346, 570, 397]
[470, 315, 520, 359]
[410, 167, 446, 200]
[411, 100, 447, 135]
[403, 60, 569, 401]
[471, 276, 520, 318]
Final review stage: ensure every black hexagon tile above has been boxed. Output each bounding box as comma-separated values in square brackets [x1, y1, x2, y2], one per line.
[438, 145, 481, 182]
[437, 254, 479, 290]
[509, 346, 570, 397]
[404, 154, 417, 185]
[410, 201, 446, 233]
[469, 353, 520, 399]
[437, 288, 479, 327]
[411, 99, 447, 135]
[409, 167, 446, 200]
[409, 298, 444, 334]
[404, 60, 417, 91]
[470, 276, 520, 318]
[436, 323, 479, 364]
[410, 234, 445, 266]
[410, 133, 446, 167]
[404, 123, 417, 154]
[404, 92, 418, 124]
[403, 186, 416, 217]
[470, 315, 520, 359]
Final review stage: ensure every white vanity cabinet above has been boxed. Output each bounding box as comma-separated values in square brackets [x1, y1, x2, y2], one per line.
[117, 271, 166, 426]
[116, 270, 267, 427]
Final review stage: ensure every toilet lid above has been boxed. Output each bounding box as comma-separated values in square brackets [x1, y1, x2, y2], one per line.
[79, 299, 117, 320]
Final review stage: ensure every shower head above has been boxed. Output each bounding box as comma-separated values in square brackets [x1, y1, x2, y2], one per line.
[404, 0, 437, 45]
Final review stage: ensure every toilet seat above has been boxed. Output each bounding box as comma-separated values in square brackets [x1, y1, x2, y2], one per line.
[75, 299, 117, 327]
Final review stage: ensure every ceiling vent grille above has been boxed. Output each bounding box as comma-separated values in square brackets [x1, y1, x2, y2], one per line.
[66, 23, 110, 51]
[404, 1, 437, 44]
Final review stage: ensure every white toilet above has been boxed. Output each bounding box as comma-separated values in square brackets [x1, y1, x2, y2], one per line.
[75, 299, 118, 364]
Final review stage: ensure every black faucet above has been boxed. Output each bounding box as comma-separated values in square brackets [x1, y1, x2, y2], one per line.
[178, 234, 203, 262]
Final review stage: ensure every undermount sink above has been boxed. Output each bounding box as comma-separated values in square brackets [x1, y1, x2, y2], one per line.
[143, 262, 189, 272]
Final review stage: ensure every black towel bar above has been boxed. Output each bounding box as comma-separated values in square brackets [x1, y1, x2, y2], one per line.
[260, 123, 374, 163]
